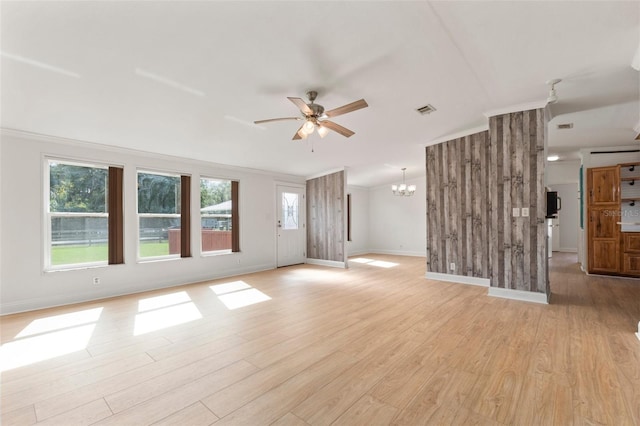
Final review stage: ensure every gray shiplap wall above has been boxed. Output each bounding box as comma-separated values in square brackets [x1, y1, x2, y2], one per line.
[426, 108, 548, 295]
[426, 131, 490, 278]
[307, 170, 345, 262]
[489, 109, 547, 293]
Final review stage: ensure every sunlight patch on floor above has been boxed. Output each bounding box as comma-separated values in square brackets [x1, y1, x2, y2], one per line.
[15, 307, 103, 338]
[134, 291, 202, 336]
[1, 324, 96, 372]
[138, 291, 191, 312]
[350, 258, 399, 268]
[210, 281, 271, 310]
[1, 307, 104, 372]
[210, 281, 251, 295]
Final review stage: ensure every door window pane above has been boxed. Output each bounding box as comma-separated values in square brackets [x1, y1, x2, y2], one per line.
[282, 192, 299, 230]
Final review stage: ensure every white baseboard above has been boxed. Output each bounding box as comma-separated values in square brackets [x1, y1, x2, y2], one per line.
[346, 250, 369, 257]
[0, 263, 276, 315]
[556, 248, 577, 253]
[488, 287, 549, 304]
[425, 272, 490, 287]
[368, 249, 426, 257]
[306, 258, 346, 269]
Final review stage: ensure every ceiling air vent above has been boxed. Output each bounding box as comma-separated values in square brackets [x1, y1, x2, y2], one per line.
[416, 104, 437, 115]
[557, 123, 573, 130]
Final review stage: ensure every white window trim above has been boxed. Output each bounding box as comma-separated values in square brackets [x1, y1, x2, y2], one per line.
[44, 158, 110, 272]
[198, 176, 236, 256]
[136, 170, 182, 262]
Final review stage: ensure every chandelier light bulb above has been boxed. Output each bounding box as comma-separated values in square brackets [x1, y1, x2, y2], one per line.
[391, 168, 416, 197]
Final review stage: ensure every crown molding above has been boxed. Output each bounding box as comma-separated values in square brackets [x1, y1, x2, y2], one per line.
[306, 167, 345, 181]
[425, 124, 489, 146]
[484, 99, 549, 118]
[0, 127, 305, 181]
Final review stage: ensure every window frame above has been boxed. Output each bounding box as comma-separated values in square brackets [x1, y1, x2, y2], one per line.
[199, 175, 240, 257]
[136, 168, 188, 262]
[44, 157, 115, 272]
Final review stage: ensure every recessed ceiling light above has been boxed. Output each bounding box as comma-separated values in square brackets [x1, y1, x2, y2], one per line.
[547, 155, 559, 162]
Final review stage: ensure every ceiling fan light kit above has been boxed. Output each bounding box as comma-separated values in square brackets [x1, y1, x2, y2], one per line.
[255, 90, 368, 141]
[392, 168, 416, 197]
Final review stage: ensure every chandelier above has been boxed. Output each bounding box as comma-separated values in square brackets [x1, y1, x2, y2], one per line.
[391, 168, 416, 196]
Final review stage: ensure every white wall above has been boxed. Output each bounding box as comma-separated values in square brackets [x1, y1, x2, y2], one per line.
[546, 160, 580, 184]
[548, 183, 579, 252]
[367, 176, 426, 257]
[346, 185, 369, 256]
[0, 131, 304, 314]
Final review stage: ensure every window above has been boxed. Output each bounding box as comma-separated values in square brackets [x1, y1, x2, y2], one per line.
[281, 192, 299, 230]
[46, 160, 123, 269]
[200, 178, 239, 254]
[137, 171, 191, 259]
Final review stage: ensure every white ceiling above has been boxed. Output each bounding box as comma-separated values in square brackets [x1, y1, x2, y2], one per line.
[1, 1, 638, 186]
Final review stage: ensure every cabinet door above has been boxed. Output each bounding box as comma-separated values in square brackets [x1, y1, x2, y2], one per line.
[589, 208, 619, 238]
[623, 253, 640, 275]
[623, 233, 640, 253]
[591, 240, 619, 273]
[588, 166, 620, 205]
[588, 206, 620, 273]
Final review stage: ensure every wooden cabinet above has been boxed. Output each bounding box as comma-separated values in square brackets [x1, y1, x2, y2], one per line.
[589, 166, 620, 204]
[587, 164, 640, 277]
[587, 166, 620, 274]
[622, 233, 640, 275]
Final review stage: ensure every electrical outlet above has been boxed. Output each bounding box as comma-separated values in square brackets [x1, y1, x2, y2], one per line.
[92, 277, 101, 285]
[521, 207, 529, 217]
[450, 262, 455, 271]
[512, 207, 520, 217]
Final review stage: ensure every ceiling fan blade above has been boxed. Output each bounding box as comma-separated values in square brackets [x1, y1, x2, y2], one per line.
[293, 124, 307, 140]
[320, 120, 355, 138]
[287, 97, 313, 115]
[324, 99, 368, 118]
[254, 117, 301, 124]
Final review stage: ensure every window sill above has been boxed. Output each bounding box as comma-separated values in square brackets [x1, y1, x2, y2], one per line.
[44, 262, 108, 273]
[137, 255, 184, 264]
[201, 249, 235, 258]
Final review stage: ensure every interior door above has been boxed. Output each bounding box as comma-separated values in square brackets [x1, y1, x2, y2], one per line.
[276, 185, 306, 267]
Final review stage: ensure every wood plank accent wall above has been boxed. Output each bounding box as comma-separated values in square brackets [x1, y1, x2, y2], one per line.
[307, 171, 345, 262]
[426, 108, 548, 296]
[426, 131, 490, 277]
[488, 108, 547, 293]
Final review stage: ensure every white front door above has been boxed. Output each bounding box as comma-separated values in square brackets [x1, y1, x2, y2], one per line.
[276, 185, 306, 267]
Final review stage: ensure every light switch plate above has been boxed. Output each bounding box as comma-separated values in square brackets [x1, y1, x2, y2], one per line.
[512, 207, 520, 217]
[521, 207, 529, 217]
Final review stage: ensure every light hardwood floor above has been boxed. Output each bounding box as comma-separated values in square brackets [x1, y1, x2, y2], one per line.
[1, 253, 639, 425]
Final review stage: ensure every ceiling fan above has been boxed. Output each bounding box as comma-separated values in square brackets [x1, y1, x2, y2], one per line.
[254, 91, 368, 140]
